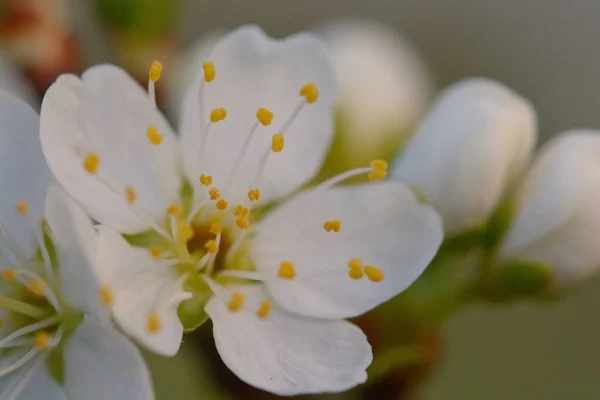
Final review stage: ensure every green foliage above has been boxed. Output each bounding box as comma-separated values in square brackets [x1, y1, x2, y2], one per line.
[490, 260, 553, 298]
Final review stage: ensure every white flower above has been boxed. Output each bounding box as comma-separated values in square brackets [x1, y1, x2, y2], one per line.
[316, 18, 434, 158]
[0, 92, 152, 400]
[40, 25, 443, 395]
[498, 130, 600, 289]
[392, 78, 537, 234]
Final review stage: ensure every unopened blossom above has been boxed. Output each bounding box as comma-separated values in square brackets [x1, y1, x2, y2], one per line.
[40, 26, 443, 395]
[498, 130, 600, 289]
[392, 78, 537, 234]
[317, 18, 434, 159]
[0, 92, 152, 399]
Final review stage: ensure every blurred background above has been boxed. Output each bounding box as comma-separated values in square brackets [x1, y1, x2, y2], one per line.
[2, 0, 600, 398]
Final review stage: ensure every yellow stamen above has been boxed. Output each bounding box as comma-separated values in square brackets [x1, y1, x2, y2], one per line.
[210, 107, 227, 123]
[146, 125, 163, 145]
[150, 246, 163, 259]
[147, 312, 161, 333]
[83, 153, 100, 174]
[347, 258, 363, 270]
[248, 188, 260, 201]
[125, 185, 137, 204]
[323, 219, 341, 232]
[149, 60, 163, 82]
[256, 107, 274, 126]
[368, 159, 388, 181]
[199, 174, 213, 186]
[233, 205, 249, 217]
[348, 258, 364, 280]
[257, 301, 272, 319]
[99, 284, 113, 306]
[227, 292, 245, 312]
[271, 133, 284, 152]
[203, 61, 215, 83]
[177, 220, 194, 242]
[34, 331, 52, 349]
[15, 200, 29, 216]
[167, 203, 181, 216]
[236, 216, 249, 230]
[300, 82, 319, 103]
[208, 187, 220, 200]
[204, 240, 218, 254]
[29, 279, 46, 296]
[2, 268, 15, 281]
[216, 199, 228, 210]
[278, 261, 296, 279]
[364, 265, 385, 282]
[210, 221, 222, 234]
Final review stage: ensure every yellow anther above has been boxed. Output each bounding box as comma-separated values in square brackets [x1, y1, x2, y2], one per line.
[83, 153, 100, 174]
[208, 187, 220, 200]
[368, 159, 388, 181]
[149, 60, 163, 82]
[203, 61, 215, 83]
[323, 220, 341, 232]
[256, 107, 274, 126]
[199, 174, 213, 186]
[167, 203, 181, 216]
[125, 185, 137, 204]
[348, 266, 364, 280]
[29, 279, 46, 296]
[150, 246, 163, 259]
[248, 188, 261, 201]
[300, 82, 319, 103]
[271, 133, 284, 152]
[34, 331, 52, 349]
[177, 220, 194, 243]
[15, 200, 29, 216]
[257, 301, 272, 319]
[347, 258, 363, 270]
[233, 205, 249, 217]
[2, 268, 15, 281]
[146, 125, 163, 145]
[216, 199, 228, 210]
[227, 292, 245, 312]
[210, 107, 227, 123]
[204, 240, 219, 254]
[236, 216, 249, 230]
[147, 312, 161, 334]
[99, 284, 113, 306]
[364, 265, 385, 282]
[210, 221, 222, 234]
[278, 261, 296, 279]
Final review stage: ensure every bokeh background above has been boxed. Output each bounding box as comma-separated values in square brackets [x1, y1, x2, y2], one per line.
[3, 1, 600, 398]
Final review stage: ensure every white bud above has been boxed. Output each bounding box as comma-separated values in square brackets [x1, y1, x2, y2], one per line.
[316, 18, 434, 158]
[393, 78, 537, 234]
[499, 131, 600, 288]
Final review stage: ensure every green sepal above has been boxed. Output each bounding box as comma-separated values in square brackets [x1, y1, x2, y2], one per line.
[484, 198, 516, 251]
[178, 275, 212, 333]
[441, 223, 487, 253]
[491, 260, 553, 297]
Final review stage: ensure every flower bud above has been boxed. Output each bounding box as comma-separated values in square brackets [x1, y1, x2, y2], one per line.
[316, 18, 434, 165]
[393, 78, 537, 234]
[499, 131, 600, 289]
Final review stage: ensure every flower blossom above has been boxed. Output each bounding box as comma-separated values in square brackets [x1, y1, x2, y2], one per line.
[40, 26, 443, 395]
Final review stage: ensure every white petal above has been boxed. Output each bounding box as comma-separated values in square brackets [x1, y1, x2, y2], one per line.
[95, 226, 190, 356]
[250, 181, 443, 319]
[40, 65, 180, 234]
[0, 90, 49, 260]
[14, 367, 68, 400]
[317, 18, 434, 155]
[393, 78, 537, 234]
[179, 25, 336, 204]
[63, 316, 154, 400]
[44, 183, 107, 321]
[500, 130, 600, 287]
[205, 285, 371, 396]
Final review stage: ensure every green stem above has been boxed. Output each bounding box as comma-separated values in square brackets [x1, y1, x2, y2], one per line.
[367, 344, 424, 383]
[0, 295, 47, 319]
